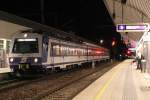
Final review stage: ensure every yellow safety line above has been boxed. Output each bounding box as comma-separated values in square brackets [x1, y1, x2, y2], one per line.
[95, 64, 122, 100]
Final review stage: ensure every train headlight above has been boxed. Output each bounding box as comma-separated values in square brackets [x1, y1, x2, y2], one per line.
[24, 33, 28, 38]
[10, 58, 14, 62]
[34, 58, 38, 63]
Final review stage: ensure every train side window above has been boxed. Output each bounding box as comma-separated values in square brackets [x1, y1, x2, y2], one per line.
[64, 47, 68, 56]
[72, 48, 75, 56]
[52, 44, 60, 56]
[66, 47, 69, 56]
[81, 49, 83, 56]
[77, 48, 79, 56]
[74, 48, 78, 56]
[68, 47, 72, 56]
[69, 47, 72, 56]
[60, 46, 63, 56]
[83, 49, 86, 56]
[60, 46, 67, 56]
[88, 49, 92, 56]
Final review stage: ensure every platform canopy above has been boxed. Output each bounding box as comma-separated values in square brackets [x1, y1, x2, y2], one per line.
[0, 10, 93, 44]
[0, 20, 30, 39]
[0, 11, 79, 40]
[103, 0, 150, 42]
[0, 10, 62, 39]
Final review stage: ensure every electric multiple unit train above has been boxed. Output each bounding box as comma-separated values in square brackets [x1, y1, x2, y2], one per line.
[9, 32, 110, 75]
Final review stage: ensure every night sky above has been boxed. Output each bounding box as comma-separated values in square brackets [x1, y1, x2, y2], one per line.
[0, 0, 123, 50]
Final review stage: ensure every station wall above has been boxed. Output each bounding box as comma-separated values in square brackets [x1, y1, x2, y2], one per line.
[0, 38, 11, 68]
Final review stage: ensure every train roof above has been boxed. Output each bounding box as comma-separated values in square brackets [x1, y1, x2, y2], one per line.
[14, 32, 108, 50]
[0, 11, 107, 50]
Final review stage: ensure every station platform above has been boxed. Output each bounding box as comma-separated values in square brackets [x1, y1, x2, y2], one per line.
[0, 68, 11, 73]
[73, 59, 150, 100]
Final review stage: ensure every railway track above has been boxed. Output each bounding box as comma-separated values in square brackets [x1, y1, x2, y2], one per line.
[34, 62, 119, 100]
[0, 78, 19, 86]
[0, 61, 120, 100]
[0, 69, 79, 94]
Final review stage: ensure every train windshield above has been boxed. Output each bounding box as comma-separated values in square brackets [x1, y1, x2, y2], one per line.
[12, 38, 39, 53]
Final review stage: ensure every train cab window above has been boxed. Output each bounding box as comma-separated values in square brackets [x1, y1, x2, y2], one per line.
[12, 38, 39, 53]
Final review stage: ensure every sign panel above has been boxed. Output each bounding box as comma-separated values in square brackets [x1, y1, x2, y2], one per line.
[117, 23, 150, 32]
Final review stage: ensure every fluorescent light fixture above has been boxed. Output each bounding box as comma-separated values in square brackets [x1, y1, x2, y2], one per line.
[17, 39, 36, 42]
[126, 25, 148, 30]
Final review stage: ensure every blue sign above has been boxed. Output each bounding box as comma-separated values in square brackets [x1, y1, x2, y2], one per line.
[117, 23, 150, 32]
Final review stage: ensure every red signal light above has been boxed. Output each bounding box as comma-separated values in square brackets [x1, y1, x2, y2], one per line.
[127, 51, 130, 54]
[127, 50, 131, 55]
[112, 41, 115, 46]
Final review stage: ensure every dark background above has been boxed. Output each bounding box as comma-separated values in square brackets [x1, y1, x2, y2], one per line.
[0, 0, 127, 58]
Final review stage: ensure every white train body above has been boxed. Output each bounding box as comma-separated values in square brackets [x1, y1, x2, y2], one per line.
[9, 33, 110, 73]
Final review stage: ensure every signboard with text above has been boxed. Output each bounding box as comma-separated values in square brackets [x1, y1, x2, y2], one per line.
[117, 23, 150, 32]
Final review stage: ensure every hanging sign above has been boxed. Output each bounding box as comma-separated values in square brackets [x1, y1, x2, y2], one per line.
[117, 23, 150, 32]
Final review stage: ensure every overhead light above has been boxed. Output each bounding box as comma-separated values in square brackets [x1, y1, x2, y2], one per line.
[17, 39, 36, 42]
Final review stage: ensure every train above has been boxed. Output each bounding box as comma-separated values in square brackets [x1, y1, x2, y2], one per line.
[9, 32, 110, 76]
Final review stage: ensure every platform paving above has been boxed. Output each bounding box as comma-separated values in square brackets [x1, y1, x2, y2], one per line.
[0, 68, 11, 73]
[73, 59, 150, 100]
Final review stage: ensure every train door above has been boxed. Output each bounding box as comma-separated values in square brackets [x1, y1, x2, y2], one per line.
[50, 42, 54, 69]
[42, 36, 49, 63]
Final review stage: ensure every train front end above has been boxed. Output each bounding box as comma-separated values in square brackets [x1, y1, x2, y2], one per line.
[9, 33, 43, 75]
